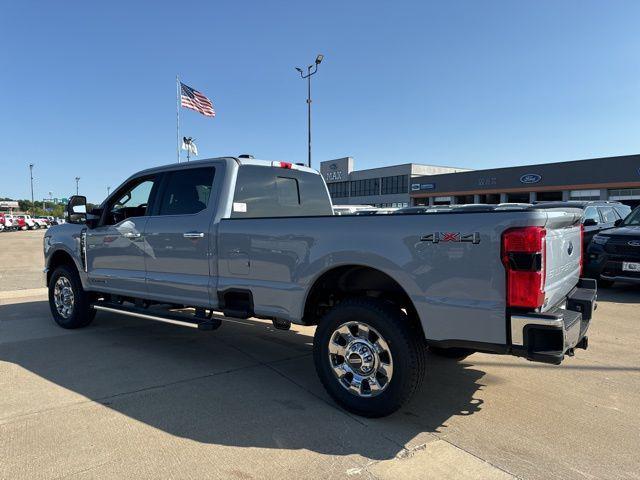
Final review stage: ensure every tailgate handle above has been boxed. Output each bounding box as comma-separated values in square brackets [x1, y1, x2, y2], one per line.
[183, 232, 205, 238]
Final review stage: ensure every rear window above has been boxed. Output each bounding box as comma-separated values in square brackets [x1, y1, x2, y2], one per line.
[231, 165, 332, 218]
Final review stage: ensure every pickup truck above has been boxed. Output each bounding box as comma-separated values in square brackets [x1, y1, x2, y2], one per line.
[44, 157, 596, 417]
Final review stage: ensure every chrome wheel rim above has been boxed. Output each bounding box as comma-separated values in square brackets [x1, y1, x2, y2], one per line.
[53, 276, 75, 319]
[328, 321, 393, 398]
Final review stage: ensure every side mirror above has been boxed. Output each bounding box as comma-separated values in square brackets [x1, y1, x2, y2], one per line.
[614, 218, 623, 227]
[583, 218, 598, 227]
[66, 195, 87, 224]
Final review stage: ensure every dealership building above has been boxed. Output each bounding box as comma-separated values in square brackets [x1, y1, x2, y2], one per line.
[410, 154, 640, 208]
[320, 157, 469, 207]
[321, 154, 640, 209]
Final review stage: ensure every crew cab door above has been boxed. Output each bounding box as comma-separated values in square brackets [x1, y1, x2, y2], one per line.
[144, 165, 218, 307]
[86, 175, 159, 297]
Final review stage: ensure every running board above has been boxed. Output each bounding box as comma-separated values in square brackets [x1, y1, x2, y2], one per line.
[92, 304, 222, 330]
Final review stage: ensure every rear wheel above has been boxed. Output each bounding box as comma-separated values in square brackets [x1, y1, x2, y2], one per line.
[48, 264, 96, 329]
[313, 298, 426, 417]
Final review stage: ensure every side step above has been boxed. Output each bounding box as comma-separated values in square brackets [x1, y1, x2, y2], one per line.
[92, 303, 222, 331]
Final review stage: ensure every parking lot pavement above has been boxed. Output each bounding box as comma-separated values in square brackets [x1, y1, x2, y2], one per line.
[0, 229, 46, 291]
[0, 285, 639, 480]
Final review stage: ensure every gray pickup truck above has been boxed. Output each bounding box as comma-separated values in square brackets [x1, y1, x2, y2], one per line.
[44, 157, 596, 417]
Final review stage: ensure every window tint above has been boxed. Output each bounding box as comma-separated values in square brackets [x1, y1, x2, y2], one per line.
[157, 167, 215, 215]
[583, 207, 599, 223]
[105, 177, 157, 225]
[232, 165, 333, 218]
[599, 207, 617, 224]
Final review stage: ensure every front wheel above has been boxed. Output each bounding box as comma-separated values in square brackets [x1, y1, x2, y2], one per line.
[313, 298, 426, 417]
[48, 264, 96, 329]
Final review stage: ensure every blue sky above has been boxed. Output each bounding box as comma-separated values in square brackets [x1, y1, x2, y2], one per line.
[1, 0, 639, 202]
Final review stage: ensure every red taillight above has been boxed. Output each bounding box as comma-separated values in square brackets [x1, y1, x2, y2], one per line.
[502, 226, 546, 309]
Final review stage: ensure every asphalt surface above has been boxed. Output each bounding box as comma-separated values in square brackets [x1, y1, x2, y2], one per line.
[1, 230, 639, 479]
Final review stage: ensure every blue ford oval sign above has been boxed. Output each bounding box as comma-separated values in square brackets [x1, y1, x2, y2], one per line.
[520, 173, 542, 184]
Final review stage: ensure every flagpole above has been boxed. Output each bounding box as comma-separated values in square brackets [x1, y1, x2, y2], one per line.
[176, 75, 180, 163]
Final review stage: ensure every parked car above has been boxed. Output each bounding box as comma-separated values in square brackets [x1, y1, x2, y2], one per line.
[44, 156, 596, 417]
[586, 206, 640, 287]
[14, 216, 27, 230]
[534, 201, 631, 250]
[332, 205, 377, 215]
[34, 217, 49, 228]
[16, 214, 39, 230]
[395, 205, 453, 214]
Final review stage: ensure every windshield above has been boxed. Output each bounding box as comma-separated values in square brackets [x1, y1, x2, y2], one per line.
[623, 208, 640, 226]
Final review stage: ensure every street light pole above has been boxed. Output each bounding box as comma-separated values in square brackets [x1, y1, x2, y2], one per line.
[107, 186, 111, 197]
[29, 164, 34, 212]
[296, 54, 324, 169]
[75, 177, 80, 195]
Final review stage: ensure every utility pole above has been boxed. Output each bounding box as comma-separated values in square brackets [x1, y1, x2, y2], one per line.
[295, 54, 324, 169]
[107, 186, 111, 197]
[75, 177, 80, 195]
[29, 164, 34, 212]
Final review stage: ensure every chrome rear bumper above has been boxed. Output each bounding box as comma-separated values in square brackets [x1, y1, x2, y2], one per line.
[510, 278, 597, 365]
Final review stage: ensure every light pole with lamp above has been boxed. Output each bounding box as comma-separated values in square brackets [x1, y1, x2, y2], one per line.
[295, 54, 324, 169]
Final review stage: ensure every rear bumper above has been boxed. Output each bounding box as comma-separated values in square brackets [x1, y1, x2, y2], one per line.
[510, 278, 597, 365]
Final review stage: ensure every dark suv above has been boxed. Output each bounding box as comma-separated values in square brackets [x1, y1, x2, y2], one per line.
[534, 201, 631, 250]
[586, 206, 640, 286]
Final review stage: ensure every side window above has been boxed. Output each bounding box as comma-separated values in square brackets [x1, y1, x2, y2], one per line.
[599, 207, 617, 224]
[583, 207, 599, 224]
[157, 167, 215, 216]
[105, 177, 156, 225]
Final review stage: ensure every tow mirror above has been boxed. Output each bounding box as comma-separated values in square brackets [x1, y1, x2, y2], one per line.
[583, 218, 598, 227]
[66, 195, 87, 224]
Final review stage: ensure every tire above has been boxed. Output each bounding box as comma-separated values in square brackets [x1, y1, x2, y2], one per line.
[428, 346, 474, 360]
[313, 297, 426, 418]
[48, 264, 96, 329]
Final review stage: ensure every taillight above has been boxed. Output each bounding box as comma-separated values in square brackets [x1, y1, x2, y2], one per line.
[502, 226, 546, 309]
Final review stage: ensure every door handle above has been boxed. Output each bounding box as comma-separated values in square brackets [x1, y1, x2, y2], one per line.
[123, 232, 141, 239]
[183, 232, 205, 238]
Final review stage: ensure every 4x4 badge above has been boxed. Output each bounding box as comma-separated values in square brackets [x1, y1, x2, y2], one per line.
[420, 232, 480, 244]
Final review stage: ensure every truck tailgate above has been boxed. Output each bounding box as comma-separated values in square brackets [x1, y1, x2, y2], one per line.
[543, 211, 583, 311]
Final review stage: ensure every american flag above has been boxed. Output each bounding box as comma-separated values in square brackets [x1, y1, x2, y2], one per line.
[180, 82, 215, 117]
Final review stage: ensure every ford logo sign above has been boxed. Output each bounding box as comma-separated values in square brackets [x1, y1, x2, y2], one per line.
[520, 173, 542, 184]
[567, 242, 574, 255]
[329, 163, 337, 170]
[628, 240, 640, 247]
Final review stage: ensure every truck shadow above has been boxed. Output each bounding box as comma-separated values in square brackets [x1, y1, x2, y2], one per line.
[0, 300, 486, 460]
[596, 283, 640, 304]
